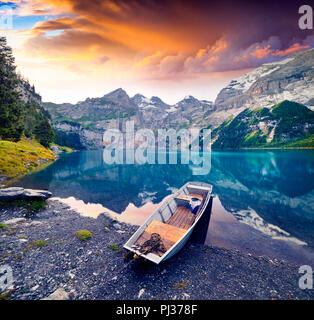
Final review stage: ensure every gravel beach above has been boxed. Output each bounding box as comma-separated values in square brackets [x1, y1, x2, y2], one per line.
[0, 199, 313, 300]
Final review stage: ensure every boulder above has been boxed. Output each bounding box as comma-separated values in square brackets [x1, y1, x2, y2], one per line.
[2, 218, 27, 225]
[22, 189, 52, 200]
[42, 288, 69, 300]
[0, 187, 24, 201]
[0, 187, 52, 201]
[50, 145, 60, 154]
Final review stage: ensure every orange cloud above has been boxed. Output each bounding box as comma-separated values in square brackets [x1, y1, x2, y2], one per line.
[273, 43, 311, 56]
[251, 44, 273, 59]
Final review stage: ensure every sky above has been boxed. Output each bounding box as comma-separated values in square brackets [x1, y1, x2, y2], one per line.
[0, 0, 313, 104]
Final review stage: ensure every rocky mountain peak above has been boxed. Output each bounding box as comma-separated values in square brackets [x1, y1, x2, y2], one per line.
[214, 48, 314, 112]
[104, 88, 129, 101]
[182, 95, 197, 102]
[150, 96, 168, 106]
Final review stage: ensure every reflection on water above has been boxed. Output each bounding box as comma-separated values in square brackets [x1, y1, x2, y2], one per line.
[12, 149, 314, 264]
[206, 197, 314, 265]
[53, 195, 170, 226]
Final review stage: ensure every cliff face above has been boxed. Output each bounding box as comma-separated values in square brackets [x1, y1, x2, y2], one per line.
[53, 122, 103, 150]
[18, 78, 42, 105]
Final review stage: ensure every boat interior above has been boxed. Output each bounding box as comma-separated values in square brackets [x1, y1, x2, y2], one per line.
[131, 183, 210, 257]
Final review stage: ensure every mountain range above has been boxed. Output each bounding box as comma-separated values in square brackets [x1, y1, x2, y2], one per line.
[42, 48, 314, 149]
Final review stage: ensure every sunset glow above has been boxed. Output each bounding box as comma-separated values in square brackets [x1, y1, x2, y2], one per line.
[1, 0, 313, 103]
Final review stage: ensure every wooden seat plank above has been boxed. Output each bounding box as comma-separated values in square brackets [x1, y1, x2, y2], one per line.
[175, 193, 203, 202]
[144, 220, 187, 243]
[166, 205, 196, 230]
[175, 207, 187, 228]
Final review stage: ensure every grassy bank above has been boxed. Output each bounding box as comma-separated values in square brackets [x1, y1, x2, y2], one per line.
[51, 143, 74, 153]
[0, 138, 56, 184]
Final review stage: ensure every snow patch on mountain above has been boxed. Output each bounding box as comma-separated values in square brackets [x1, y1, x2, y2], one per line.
[228, 65, 281, 92]
[263, 56, 295, 66]
[165, 106, 178, 113]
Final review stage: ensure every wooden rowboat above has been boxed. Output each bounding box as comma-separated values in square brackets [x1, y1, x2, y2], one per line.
[123, 182, 213, 264]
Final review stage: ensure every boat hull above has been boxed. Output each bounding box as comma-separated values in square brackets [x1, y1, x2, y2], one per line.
[123, 182, 213, 264]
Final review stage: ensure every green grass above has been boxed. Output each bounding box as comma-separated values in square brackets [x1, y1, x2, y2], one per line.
[0, 223, 8, 230]
[108, 244, 121, 252]
[54, 116, 77, 123]
[74, 230, 93, 241]
[279, 136, 314, 148]
[0, 137, 55, 180]
[30, 240, 47, 248]
[29, 200, 46, 211]
[0, 199, 47, 215]
[244, 130, 258, 141]
[51, 143, 74, 153]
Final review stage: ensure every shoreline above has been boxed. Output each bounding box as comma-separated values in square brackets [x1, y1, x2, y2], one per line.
[0, 138, 57, 188]
[0, 198, 313, 300]
[0, 143, 75, 188]
[1, 160, 54, 188]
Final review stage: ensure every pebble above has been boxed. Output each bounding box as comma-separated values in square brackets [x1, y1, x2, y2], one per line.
[113, 223, 122, 230]
[138, 289, 145, 298]
[28, 221, 42, 226]
[31, 285, 39, 291]
[69, 290, 76, 299]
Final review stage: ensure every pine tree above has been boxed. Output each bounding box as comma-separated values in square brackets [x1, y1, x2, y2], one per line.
[34, 118, 55, 148]
[0, 37, 24, 141]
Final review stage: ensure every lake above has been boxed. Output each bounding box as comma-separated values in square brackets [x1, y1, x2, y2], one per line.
[12, 149, 314, 264]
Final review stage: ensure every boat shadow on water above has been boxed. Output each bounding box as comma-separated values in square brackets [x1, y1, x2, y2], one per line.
[190, 196, 213, 245]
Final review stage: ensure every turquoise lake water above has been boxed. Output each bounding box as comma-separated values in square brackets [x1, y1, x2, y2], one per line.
[12, 149, 314, 264]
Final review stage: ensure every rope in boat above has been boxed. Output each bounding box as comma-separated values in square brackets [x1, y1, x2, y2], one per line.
[136, 233, 167, 256]
[116, 233, 166, 274]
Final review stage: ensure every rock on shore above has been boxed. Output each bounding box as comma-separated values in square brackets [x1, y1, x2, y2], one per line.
[0, 187, 52, 202]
